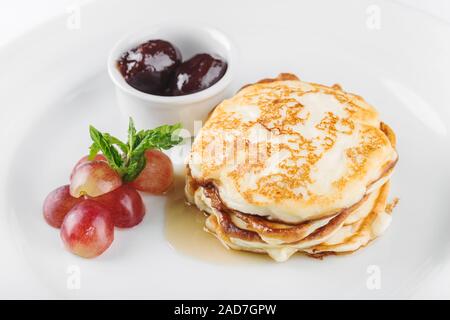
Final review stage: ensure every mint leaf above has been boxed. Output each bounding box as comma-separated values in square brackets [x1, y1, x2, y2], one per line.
[122, 155, 146, 182]
[133, 124, 183, 155]
[88, 142, 100, 160]
[89, 125, 123, 171]
[87, 118, 182, 183]
[103, 133, 128, 154]
[127, 117, 137, 152]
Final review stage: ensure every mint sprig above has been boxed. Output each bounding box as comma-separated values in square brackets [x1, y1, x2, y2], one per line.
[88, 118, 182, 182]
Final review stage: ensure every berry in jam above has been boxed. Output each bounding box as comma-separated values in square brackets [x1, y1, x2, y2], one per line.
[117, 40, 181, 95]
[169, 53, 227, 96]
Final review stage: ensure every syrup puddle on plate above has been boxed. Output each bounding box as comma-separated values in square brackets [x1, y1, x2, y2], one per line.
[164, 175, 270, 264]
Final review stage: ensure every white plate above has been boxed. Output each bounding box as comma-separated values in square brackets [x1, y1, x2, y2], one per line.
[1, 0, 450, 299]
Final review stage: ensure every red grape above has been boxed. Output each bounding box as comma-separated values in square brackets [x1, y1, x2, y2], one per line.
[70, 154, 107, 180]
[70, 160, 122, 198]
[43, 185, 83, 228]
[60, 200, 114, 258]
[95, 185, 145, 228]
[129, 150, 174, 194]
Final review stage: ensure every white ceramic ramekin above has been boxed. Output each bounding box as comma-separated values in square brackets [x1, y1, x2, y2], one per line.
[107, 24, 235, 134]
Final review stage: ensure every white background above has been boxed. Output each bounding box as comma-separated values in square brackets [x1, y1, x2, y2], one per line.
[0, 0, 450, 47]
[0, 0, 449, 299]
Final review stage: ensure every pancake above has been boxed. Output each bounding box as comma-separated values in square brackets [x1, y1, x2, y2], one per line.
[204, 182, 390, 261]
[187, 73, 398, 223]
[186, 73, 398, 261]
[199, 182, 378, 245]
[304, 182, 392, 256]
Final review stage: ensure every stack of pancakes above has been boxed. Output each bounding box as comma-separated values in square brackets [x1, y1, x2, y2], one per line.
[185, 74, 398, 262]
